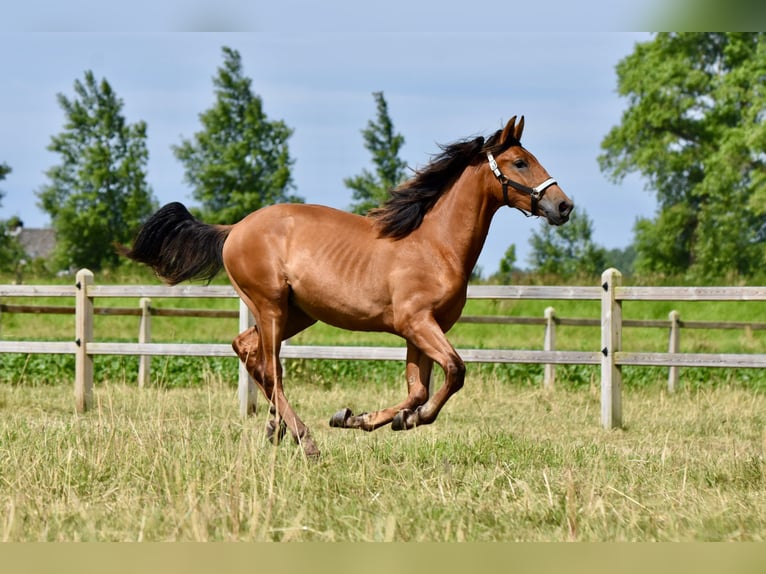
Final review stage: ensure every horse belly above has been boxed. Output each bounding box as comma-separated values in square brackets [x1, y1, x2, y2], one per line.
[285, 241, 396, 332]
[288, 266, 394, 333]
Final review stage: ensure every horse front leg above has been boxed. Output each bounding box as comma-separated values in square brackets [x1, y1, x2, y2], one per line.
[390, 318, 465, 431]
[329, 341, 432, 431]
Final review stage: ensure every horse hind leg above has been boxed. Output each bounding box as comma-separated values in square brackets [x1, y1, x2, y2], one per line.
[235, 308, 319, 456]
[233, 307, 317, 450]
[232, 326, 284, 441]
[256, 313, 320, 458]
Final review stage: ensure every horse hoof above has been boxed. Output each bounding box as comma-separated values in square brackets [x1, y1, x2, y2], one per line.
[265, 418, 287, 443]
[392, 409, 413, 431]
[303, 439, 321, 459]
[329, 407, 353, 428]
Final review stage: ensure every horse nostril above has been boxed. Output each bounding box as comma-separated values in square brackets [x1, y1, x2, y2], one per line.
[559, 200, 573, 216]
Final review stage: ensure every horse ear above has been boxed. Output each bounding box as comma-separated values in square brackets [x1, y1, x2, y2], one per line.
[500, 116, 518, 144]
[514, 116, 525, 141]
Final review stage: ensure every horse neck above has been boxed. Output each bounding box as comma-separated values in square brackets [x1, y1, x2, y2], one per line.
[419, 165, 502, 279]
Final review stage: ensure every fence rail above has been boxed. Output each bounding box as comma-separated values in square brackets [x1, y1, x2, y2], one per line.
[1, 268, 765, 429]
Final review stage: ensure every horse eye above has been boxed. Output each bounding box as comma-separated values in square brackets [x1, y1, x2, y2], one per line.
[513, 159, 528, 169]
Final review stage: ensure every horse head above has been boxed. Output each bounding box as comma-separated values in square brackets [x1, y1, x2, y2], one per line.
[486, 116, 573, 225]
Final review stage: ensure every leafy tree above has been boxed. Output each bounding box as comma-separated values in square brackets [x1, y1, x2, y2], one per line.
[493, 244, 518, 284]
[599, 33, 766, 278]
[37, 71, 157, 272]
[527, 209, 607, 279]
[604, 244, 636, 276]
[346, 92, 408, 215]
[0, 163, 25, 272]
[174, 46, 299, 224]
[0, 162, 9, 212]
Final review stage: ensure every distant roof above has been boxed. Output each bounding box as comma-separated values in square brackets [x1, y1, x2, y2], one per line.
[17, 228, 56, 260]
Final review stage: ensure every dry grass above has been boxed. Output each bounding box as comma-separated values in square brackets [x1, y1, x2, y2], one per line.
[1, 373, 764, 541]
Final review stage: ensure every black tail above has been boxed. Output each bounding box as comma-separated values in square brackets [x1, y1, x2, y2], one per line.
[119, 202, 231, 285]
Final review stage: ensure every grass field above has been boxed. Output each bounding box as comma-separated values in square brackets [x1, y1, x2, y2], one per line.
[1, 271, 766, 541]
[1, 373, 764, 541]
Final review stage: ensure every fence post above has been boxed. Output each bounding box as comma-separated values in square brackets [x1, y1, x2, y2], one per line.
[75, 269, 94, 413]
[600, 268, 622, 429]
[238, 298, 257, 417]
[667, 310, 680, 393]
[138, 297, 152, 389]
[543, 306, 556, 390]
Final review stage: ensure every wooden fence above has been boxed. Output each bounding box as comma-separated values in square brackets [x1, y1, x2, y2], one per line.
[1, 268, 765, 429]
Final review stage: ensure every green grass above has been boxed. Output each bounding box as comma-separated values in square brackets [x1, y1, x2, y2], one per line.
[0, 376, 764, 541]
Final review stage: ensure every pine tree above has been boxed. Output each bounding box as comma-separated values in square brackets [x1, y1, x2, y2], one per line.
[37, 72, 157, 271]
[346, 92, 408, 215]
[173, 46, 299, 224]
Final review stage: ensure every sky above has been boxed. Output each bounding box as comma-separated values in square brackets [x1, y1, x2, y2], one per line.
[0, 4, 657, 275]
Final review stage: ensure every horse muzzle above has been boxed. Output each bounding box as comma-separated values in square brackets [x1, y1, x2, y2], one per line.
[539, 192, 573, 226]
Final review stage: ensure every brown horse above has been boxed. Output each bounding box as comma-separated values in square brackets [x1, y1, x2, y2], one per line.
[122, 116, 573, 457]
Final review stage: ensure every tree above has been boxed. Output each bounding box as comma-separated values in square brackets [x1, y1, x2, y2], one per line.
[174, 46, 299, 224]
[0, 163, 25, 272]
[0, 163, 9, 214]
[599, 33, 766, 278]
[604, 245, 636, 276]
[0, 162, 10, 212]
[37, 71, 157, 272]
[527, 209, 607, 279]
[493, 244, 518, 284]
[346, 92, 408, 215]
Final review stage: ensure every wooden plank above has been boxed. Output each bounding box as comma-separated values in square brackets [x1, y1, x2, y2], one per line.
[557, 317, 601, 327]
[459, 349, 600, 364]
[0, 304, 75, 315]
[0, 305, 237, 318]
[7, 282, 764, 303]
[458, 315, 547, 325]
[679, 320, 766, 330]
[615, 352, 766, 369]
[84, 341, 601, 367]
[86, 284, 239, 298]
[151, 307, 238, 318]
[280, 345, 405, 361]
[87, 342, 236, 357]
[0, 341, 76, 354]
[95, 307, 142, 317]
[0, 285, 76, 297]
[623, 319, 670, 328]
[1, 303, 763, 331]
[616, 285, 766, 301]
[467, 285, 602, 300]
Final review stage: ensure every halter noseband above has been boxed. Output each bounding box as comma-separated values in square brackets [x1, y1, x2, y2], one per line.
[487, 152, 557, 217]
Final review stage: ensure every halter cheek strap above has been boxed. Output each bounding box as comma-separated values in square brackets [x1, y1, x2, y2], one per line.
[487, 152, 557, 217]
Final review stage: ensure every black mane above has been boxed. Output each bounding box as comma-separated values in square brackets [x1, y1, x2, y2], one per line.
[368, 128, 517, 239]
